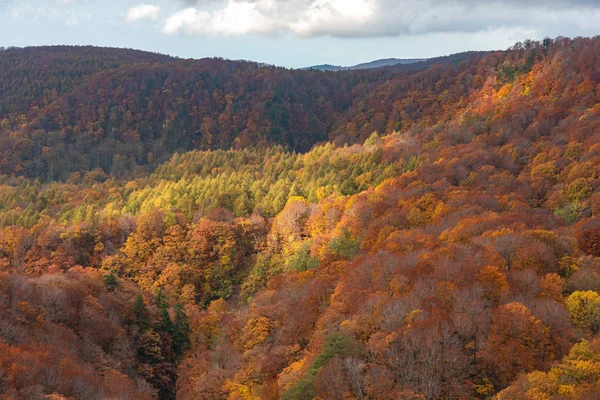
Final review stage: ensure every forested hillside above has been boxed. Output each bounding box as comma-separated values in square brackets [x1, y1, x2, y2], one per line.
[1, 36, 600, 399]
[0, 46, 479, 181]
[0, 46, 175, 116]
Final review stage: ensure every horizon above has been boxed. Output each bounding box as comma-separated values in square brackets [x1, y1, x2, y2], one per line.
[1, 1, 599, 68]
[0, 42, 489, 69]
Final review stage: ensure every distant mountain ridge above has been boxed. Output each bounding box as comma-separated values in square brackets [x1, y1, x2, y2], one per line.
[0, 46, 487, 181]
[303, 57, 427, 71]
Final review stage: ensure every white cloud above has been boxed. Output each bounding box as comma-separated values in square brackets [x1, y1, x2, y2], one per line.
[125, 3, 160, 24]
[291, 0, 376, 37]
[8, 0, 93, 26]
[11, 4, 62, 20]
[163, 3, 276, 35]
[162, 0, 379, 36]
[160, 0, 600, 38]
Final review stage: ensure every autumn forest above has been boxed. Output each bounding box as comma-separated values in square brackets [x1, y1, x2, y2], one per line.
[1, 36, 600, 399]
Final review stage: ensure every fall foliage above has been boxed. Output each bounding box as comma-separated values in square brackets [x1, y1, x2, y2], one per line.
[2, 36, 600, 398]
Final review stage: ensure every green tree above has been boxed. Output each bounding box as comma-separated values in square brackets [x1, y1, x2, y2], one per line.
[289, 241, 319, 272]
[103, 272, 118, 291]
[133, 293, 151, 332]
[155, 288, 174, 335]
[328, 228, 361, 259]
[283, 334, 363, 400]
[172, 302, 191, 356]
[542, 37, 552, 55]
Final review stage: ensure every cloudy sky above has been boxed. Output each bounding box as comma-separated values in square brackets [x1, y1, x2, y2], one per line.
[1, 0, 599, 68]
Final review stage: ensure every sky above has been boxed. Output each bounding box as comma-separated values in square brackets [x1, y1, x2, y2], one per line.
[0, 0, 599, 68]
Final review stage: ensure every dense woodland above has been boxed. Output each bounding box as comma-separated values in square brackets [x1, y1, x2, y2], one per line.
[0, 46, 475, 181]
[1, 36, 600, 399]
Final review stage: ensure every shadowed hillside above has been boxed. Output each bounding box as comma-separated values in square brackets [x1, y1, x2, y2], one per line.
[0, 47, 483, 181]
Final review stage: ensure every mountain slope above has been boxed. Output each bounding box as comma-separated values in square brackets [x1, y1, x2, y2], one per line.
[0, 57, 359, 180]
[304, 57, 426, 71]
[2, 37, 600, 399]
[0, 45, 175, 117]
[0, 48, 484, 182]
[175, 36, 600, 399]
[302, 64, 345, 71]
[351, 57, 427, 69]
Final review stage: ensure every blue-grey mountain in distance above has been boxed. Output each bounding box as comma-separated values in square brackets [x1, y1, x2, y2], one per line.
[303, 58, 427, 71]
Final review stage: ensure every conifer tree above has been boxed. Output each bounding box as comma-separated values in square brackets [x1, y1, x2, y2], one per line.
[133, 293, 150, 332]
[155, 288, 174, 335]
[104, 272, 118, 291]
[172, 302, 191, 356]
